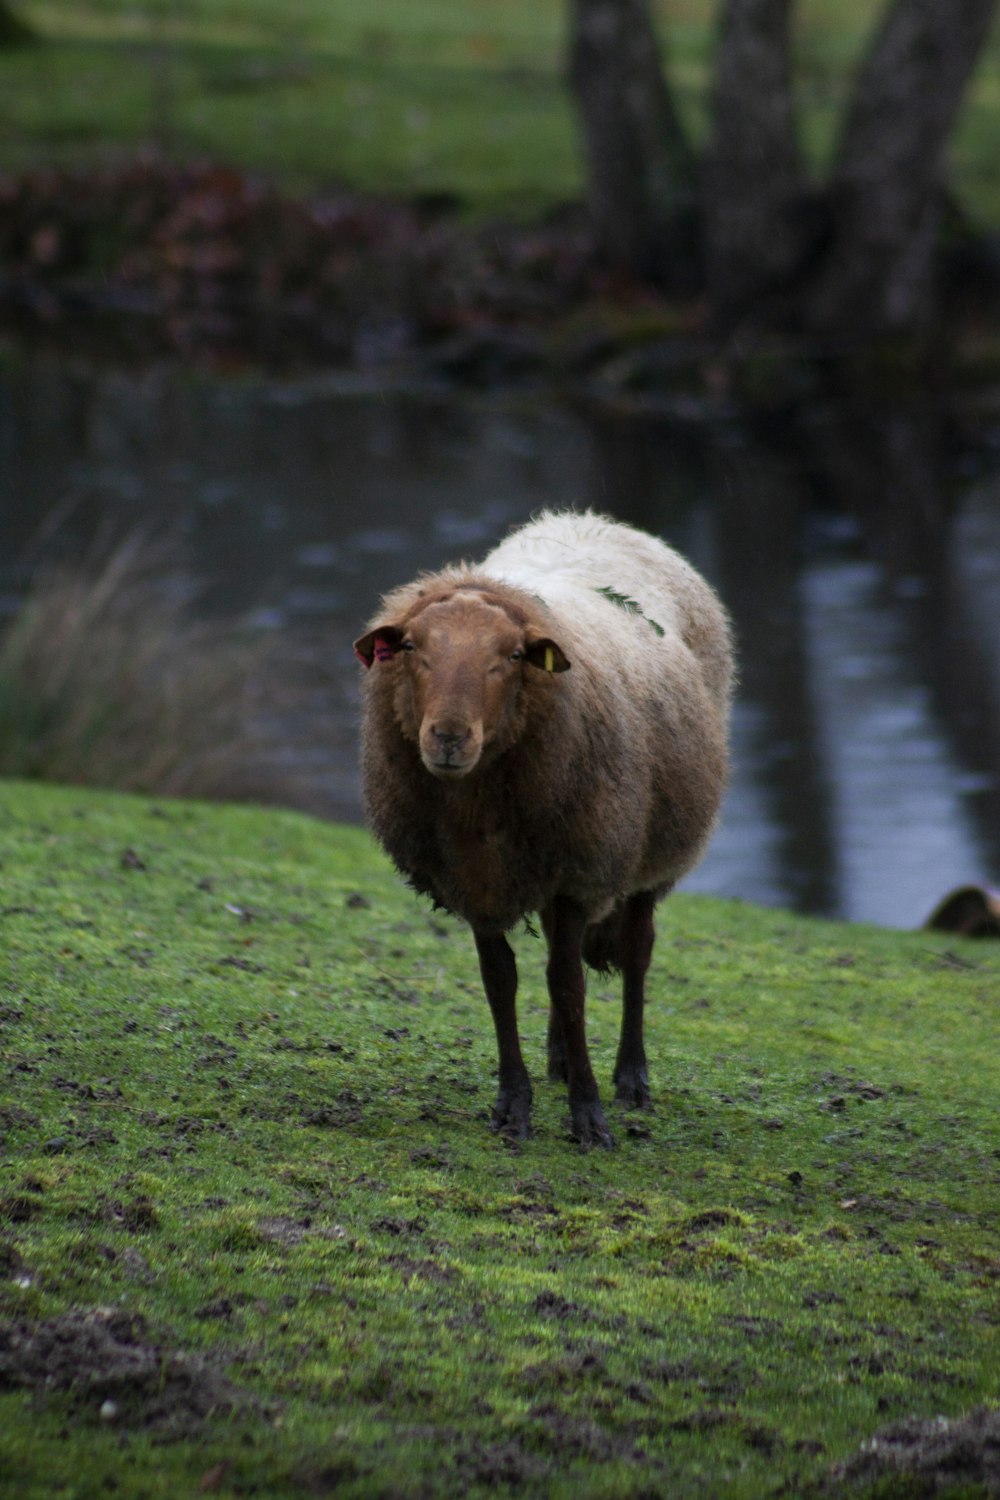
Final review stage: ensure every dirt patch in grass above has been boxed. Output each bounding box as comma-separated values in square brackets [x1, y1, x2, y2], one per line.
[0, 1307, 261, 1437]
[824, 1407, 1000, 1496]
[452, 1413, 651, 1490]
[386, 1253, 456, 1286]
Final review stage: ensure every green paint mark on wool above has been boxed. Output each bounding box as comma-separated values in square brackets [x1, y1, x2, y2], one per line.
[594, 585, 666, 638]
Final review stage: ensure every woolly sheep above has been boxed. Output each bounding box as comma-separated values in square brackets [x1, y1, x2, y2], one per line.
[354, 511, 734, 1147]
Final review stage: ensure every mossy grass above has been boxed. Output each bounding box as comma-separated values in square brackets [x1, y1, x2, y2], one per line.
[3, 1, 1000, 221]
[1, 779, 998, 1497]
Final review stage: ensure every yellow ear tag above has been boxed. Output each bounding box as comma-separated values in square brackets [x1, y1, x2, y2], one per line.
[544, 646, 555, 674]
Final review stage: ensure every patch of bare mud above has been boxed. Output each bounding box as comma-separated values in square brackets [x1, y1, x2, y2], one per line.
[0, 1306, 260, 1436]
[824, 1407, 1000, 1496]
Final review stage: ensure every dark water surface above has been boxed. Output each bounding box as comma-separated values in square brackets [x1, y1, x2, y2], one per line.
[3, 350, 999, 928]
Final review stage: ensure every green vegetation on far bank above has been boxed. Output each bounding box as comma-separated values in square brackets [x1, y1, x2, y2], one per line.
[1, 779, 998, 1498]
[3, 1, 1000, 222]
[1, 0, 576, 216]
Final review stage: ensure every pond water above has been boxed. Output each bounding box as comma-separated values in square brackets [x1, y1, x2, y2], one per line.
[3, 348, 999, 929]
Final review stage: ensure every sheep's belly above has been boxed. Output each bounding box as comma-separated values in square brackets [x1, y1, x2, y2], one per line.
[414, 812, 629, 933]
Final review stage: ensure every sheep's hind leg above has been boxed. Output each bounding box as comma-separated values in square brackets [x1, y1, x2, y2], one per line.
[546, 1010, 568, 1083]
[545, 897, 614, 1149]
[474, 930, 532, 1139]
[613, 891, 656, 1109]
[540, 910, 568, 1082]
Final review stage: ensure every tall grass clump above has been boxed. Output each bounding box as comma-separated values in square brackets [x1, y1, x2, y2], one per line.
[0, 534, 306, 804]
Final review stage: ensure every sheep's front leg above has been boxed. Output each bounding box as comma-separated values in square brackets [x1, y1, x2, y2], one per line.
[474, 929, 532, 1139]
[545, 897, 614, 1149]
[613, 890, 656, 1108]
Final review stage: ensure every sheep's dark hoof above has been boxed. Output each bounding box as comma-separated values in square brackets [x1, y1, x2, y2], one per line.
[613, 1063, 651, 1110]
[491, 1085, 532, 1140]
[569, 1098, 615, 1150]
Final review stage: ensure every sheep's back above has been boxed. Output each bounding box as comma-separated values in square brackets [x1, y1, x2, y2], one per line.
[484, 510, 733, 712]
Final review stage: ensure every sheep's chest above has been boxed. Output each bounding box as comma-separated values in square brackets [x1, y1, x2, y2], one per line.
[427, 775, 570, 931]
[434, 810, 522, 929]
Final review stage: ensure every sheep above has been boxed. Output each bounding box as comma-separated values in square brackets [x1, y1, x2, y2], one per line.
[354, 510, 734, 1147]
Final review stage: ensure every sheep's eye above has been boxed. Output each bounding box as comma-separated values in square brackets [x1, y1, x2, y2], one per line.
[509, 649, 524, 663]
[401, 640, 416, 653]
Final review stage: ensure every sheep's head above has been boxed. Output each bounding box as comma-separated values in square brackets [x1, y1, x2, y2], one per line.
[355, 588, 569, 779]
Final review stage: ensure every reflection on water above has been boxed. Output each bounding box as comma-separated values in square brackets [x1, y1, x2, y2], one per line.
[2, 351, 999, 928]
[798, 560, 987, 925]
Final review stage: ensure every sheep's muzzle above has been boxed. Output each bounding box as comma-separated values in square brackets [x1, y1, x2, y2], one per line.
[419, 719, 484, 778]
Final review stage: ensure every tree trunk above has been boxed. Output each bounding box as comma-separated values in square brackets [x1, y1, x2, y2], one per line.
[703, 0, 806, 324]
[805, 0, 998, 337]
[568, 0, 699, 286]
[0, 0, 36, 46]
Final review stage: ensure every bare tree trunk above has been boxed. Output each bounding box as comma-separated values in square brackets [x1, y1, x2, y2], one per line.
[805, 0, 998, 337]
[0, 0, 35, 45]
[566, 0, 998, 343]
[568, 0, 699, 285]
[703, 0, 806, 323]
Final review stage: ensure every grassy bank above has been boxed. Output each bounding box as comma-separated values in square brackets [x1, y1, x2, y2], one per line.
[3, 1, 1000, 220]
[1, 779, 998, 1497]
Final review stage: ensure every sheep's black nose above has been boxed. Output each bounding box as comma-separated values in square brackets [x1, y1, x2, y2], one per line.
[432, 728, 470, 754]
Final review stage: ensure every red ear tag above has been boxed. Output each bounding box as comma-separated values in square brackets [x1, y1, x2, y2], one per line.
[373, 637, 395, 663]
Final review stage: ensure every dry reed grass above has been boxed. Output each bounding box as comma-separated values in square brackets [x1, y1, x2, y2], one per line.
[0, 534, 312, 806]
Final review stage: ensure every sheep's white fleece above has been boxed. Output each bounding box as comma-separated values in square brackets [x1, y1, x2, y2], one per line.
[483, 510, 732, 710]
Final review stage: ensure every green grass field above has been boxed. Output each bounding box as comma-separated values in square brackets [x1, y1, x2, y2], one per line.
[3, 0, 1000, 220]
[1, 779, 998, 1497]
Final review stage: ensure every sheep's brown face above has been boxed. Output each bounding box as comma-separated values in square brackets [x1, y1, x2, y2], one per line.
[355, 591, 569, 780]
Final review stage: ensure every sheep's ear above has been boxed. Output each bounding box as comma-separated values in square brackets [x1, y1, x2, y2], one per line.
[354, 625, 405, 668]
[523, 636, 571, 673]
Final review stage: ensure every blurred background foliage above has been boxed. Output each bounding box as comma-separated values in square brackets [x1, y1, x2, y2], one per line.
[0, 0, 997, 223]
